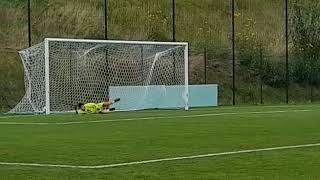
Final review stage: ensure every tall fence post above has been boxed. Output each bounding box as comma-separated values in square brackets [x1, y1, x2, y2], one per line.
[311, 82, 314, 103]
[204, 47, 207, 84]
[28, 0, 32, 47]
[171, 0, 177, 83]
[104, 0, 108, 39]
[172, 0, 176, 42]
[285, 0, 289, 104]
[104, 0, 109, 97]
[259, 44, 263, 104]
[310, 55, 314, 103]
[232, 0, 236, 106]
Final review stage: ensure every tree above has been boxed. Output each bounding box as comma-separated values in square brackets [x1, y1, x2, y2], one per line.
[291, 0, 320, 87]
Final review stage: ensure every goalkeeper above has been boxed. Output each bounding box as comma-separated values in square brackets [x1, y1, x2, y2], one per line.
[76, 98, 120, 114]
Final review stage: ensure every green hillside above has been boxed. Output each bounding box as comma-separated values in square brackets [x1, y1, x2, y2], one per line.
[0, 0, 319, 112]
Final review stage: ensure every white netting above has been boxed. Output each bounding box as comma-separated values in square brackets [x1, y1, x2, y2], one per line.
[10, 43, 45, 113]
[10, 39, 188, 114]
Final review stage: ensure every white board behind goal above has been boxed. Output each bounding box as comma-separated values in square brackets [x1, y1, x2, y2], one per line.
[10, 38, 189, 114]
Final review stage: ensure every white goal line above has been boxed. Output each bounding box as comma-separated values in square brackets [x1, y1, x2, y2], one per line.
[0, 143, 320, 169]
[0, 109, 313, 125]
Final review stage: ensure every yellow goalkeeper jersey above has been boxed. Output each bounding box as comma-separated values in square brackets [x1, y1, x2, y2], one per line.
[79, 103, 104, 114]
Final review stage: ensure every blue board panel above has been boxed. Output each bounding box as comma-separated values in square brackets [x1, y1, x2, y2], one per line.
[189, 84, 218, 107]
[110, 84, 218, 110]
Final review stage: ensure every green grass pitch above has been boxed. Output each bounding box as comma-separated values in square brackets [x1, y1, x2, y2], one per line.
[0, 105, 320, 180]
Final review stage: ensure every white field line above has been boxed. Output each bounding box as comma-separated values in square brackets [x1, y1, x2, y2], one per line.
[0, 115, 38, 119]
[190, 104, 320, 112]
[0, 109, 313, 125]
[1, 104, 318, 118]
[0, 104, 318, 118]
[0, 143, 320, 169]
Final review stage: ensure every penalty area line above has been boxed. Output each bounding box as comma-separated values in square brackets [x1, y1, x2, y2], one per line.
[0, 109, 313, 125]
[0, 143, 320, 169]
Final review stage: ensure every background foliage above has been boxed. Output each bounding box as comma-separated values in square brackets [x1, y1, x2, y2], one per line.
[0, 0, 320, 112]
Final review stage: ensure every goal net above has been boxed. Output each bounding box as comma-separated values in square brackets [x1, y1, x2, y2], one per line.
[10, 38, 189, 114]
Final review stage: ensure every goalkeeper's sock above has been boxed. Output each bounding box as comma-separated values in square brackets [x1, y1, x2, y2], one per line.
[114, 98, 120, 103]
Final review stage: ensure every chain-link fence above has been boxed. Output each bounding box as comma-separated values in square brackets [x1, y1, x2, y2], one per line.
[1, 0, 320, 111]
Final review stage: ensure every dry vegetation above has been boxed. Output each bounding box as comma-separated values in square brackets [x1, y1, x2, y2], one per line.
[0, 0, 318, 111]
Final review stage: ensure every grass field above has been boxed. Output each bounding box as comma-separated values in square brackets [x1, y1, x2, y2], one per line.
[0, 105, 320, 179]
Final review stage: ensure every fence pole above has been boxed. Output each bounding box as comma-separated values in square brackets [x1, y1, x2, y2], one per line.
[204, 47, 207, 84]
[104, 0, 109, 97]
[310, 55, 314, 103]
[172, 0, 176, 42]
[311, 84, 314, 103]
[28, 0, 32, 47]
[232, 0, 236, 106]
[285, 0, 289, 104]
[104, 0, 108, 39]
[259, 44, 263, 104]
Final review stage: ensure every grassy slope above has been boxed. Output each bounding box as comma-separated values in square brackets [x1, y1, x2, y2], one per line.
[0, 105, 320, 179]
[0, 0, 317, 111]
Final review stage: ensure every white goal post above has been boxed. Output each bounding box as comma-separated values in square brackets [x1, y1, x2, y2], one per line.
[11, 38, 189, 114]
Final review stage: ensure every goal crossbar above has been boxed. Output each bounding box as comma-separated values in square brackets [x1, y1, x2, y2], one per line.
[45, 38, 188, 46]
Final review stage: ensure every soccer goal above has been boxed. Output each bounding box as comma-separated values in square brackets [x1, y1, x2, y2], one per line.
[10, 38, 189, 114]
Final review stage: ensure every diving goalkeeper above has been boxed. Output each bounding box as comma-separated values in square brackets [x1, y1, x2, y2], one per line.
[76, 98, 120, 114]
